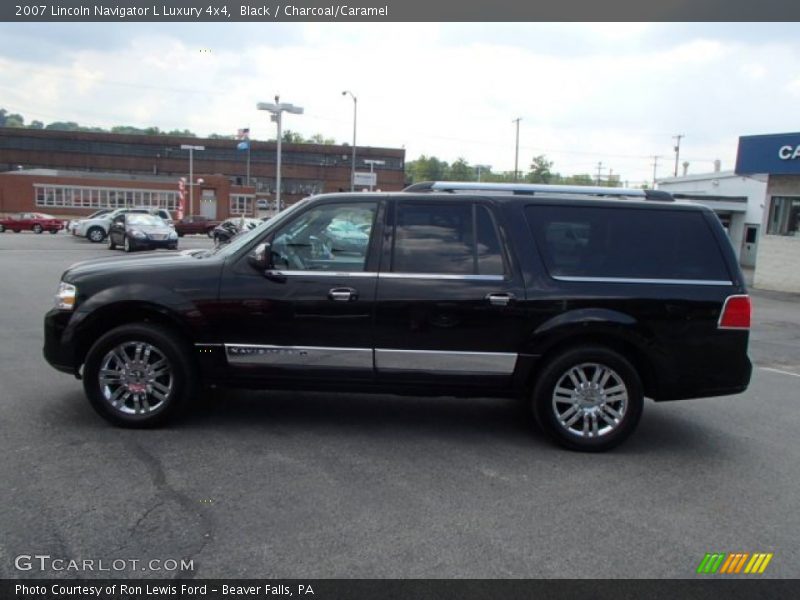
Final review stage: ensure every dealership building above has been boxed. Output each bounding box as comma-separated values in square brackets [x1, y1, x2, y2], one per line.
[734, 132, 800, 293]
[0, 128, 406, 221]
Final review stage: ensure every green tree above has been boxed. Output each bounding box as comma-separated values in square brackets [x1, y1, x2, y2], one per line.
[405, 155, 449, 182]
[447, 157, 474, 181]
[44, 121, 82, 131]
[3, 112, 25, 127]
[281, 130, 305, 143]
[525, 155, 554, 183]
[307, 133, 337, 145]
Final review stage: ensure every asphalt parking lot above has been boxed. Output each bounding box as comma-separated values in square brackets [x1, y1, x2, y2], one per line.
[0, 231, 799, 579]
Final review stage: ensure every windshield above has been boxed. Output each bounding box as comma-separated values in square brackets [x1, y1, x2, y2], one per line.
[127, 214, 164, 227]
[210, 198, 311, 258]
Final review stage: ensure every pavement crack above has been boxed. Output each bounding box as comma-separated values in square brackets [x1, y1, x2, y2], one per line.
[129, 440, 215, 579]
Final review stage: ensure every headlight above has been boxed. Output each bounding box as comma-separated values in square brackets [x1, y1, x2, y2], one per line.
[130, 229, 146, 238]
[55, 282, 77, 311]
[169, 230, 178, 239]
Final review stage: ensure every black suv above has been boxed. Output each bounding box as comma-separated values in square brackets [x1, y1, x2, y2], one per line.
[44, 182, 752, 451]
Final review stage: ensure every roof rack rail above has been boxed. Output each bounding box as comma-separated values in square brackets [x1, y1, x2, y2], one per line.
[403, 181, 674, 202]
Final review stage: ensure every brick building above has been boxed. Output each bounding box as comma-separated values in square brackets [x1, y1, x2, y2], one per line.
[0, 128, 406, 220]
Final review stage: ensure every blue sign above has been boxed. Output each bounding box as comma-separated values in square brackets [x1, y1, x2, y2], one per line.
[736, 132, 800, 175]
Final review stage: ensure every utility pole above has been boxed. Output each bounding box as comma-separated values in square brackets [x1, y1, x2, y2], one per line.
[651, 155, 661, 188]
[596, 161, 603, 185]
[673, 134, 684, 177]
[512, 117, 521, 182]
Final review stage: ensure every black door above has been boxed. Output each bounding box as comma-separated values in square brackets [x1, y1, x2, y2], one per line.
[373, 198, 527, 390]
[214, 198, 382, 381]
[109, 214, 125, 245]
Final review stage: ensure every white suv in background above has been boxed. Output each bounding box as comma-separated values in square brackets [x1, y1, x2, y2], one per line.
[75, 208, 173, 242]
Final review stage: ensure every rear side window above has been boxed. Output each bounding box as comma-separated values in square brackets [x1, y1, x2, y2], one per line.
[392, 203, 504, 276]
[525, 205, 730, 281]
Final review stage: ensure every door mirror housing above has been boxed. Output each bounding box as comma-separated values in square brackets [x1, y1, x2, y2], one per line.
[247, 242, 271, 272]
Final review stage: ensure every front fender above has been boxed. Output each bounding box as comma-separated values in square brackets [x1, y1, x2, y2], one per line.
[63, 283, 205, 349]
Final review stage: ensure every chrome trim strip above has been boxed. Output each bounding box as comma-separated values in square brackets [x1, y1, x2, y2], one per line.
[552, 276, 733, 286]
[266, 270, 378, 278]
[262, 270, 504, 281]
[225, 344, 373, 369]
[379, 273, 505, 281]
[375, 349, 517, 374]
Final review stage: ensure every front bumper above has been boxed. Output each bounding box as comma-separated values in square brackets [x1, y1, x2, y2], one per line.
[131, 237, 178, 250]
[43, 309, 79, 375]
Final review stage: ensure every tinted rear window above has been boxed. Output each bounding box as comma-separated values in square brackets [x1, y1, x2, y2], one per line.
[393, 203, 505, 276]
[525, 205, 730, 281]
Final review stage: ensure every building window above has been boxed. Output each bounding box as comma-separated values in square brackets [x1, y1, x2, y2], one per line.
[767, 197, 800, 236]
[34, 184, 179, 211]
[230, 194, 255, 215]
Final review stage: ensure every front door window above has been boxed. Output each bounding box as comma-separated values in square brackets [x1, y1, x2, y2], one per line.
[271, 202, 377, 272]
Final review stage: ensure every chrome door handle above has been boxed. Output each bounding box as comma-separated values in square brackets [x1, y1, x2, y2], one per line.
[329, 288, 358, 302]
[486, 292, 515, 307]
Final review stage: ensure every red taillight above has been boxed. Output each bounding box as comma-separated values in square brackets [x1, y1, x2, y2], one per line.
[718, 295, 751, 329]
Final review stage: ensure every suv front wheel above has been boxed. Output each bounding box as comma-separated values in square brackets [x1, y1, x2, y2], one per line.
[83, 323, 196, 427]
[531, 346, 643, 452]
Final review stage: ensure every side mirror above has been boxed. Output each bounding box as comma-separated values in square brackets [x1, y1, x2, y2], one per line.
[247, 242, 271, 272]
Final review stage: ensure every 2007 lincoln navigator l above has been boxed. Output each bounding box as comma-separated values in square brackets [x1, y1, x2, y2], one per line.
[44, 182, 752, 451]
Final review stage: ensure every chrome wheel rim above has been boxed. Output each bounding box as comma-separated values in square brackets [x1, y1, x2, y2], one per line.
[89, 229, 103, 242]
[124, 237, 130, 251]
[552, 362, 628, 438]
[98, 341, 173, 415]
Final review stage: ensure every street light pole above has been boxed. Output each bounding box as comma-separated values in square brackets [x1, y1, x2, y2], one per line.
[512, 117, 522, 182]
[257, 95, 304, 212]
[363, 159, 385, 191]
[342, 90, 357, 192]
[672, 134, 684, 177]
[180, 144, 204, 216]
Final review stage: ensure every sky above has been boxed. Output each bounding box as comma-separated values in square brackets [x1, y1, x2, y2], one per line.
[0, 22, 799, 185]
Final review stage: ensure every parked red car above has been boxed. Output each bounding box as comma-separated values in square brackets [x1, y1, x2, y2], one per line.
[0, 212, 65, 234]
[173, 215, 220, 237]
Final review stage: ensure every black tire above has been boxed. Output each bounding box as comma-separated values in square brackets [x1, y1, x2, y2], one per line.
[87, 226, 105, 243]
[531, 345, 643, 452]
[33, 224, 43, 234]
[123, 235, 133, 252]
[83, 323, 197, 427]
[108, 234, 117, 250]
[0, 224, 5, 233]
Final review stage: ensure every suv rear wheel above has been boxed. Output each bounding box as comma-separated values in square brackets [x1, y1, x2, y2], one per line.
[83, 323, 196, 427]
[531, 346, 643, 452]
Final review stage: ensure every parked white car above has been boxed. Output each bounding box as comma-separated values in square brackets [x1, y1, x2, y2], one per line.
[69, 209, 112, 236]
[75, 208, 173, 243]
